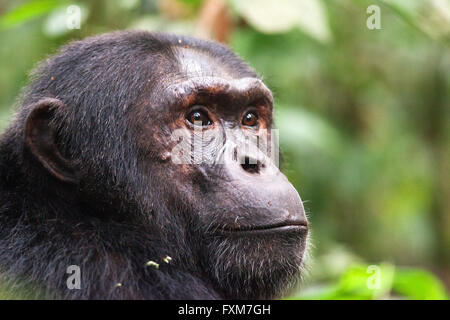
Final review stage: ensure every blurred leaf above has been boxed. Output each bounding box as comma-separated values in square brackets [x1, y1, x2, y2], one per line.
[0, 0, 63, 30]
[292, 264, 449, 300]
[286, 284, 340, 300]
[308, 245, 365, 281]
[230, 0, 331, 43]
[382, 0, 450, 41]
[43, 4, 89, 37]
[178, 0, 204, 10]
[276, 106, 342, 157]
[291, 263, 395, 300]
[337, 264, 395, 299]
[118, 0, 140, 10]
[393, 268, 449, 300]
[128, 15, 196, 35]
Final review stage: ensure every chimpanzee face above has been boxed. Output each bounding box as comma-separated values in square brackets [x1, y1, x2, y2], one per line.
[23, 35, 308, 299]
[134, 47, 309, 298]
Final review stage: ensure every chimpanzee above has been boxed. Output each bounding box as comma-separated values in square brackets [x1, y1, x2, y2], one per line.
[0, 31, 308, 299]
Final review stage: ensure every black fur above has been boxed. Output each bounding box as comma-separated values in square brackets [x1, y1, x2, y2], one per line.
[0, 31, 305, 299]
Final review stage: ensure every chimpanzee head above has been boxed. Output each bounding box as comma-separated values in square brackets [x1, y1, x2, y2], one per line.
[16, 31, 308, 299]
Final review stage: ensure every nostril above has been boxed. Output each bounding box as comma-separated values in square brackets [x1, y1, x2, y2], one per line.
[232, 147, 238, 162]
[241, 156, 262, 174]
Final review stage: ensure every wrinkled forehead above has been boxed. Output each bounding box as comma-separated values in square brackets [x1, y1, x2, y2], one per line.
[146, 46, 272, 109]
[173, 46, 248, 80]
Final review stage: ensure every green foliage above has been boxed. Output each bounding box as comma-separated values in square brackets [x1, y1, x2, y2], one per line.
[382, 0, 450, 40]
[0, 0, 64, 30]
[43, 3, 89, 37]
[230, 0, 331, 42]
[393, 268, 449, 300]
[289, 264, 448, 300]
[178, 0, 204, 10]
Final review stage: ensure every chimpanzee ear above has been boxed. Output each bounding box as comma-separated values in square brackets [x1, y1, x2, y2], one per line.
[25, 98, 78, 184]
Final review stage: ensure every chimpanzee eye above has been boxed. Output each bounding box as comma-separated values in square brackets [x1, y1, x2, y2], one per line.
[242, 112, 258, 127]
[186, 110, 212, 127]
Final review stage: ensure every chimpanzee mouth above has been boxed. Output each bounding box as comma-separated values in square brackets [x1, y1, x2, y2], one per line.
[217, 220, 308, 235]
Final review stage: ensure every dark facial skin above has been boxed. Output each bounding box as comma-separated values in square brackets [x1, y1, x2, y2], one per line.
[0, 32, 308, 299]
[134, 47, 309, 298]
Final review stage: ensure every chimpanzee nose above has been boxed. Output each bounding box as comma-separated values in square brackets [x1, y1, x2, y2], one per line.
[240, 156, 265, 175]
[216, 142, 307, 227]
[221, 142, 277, 178]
